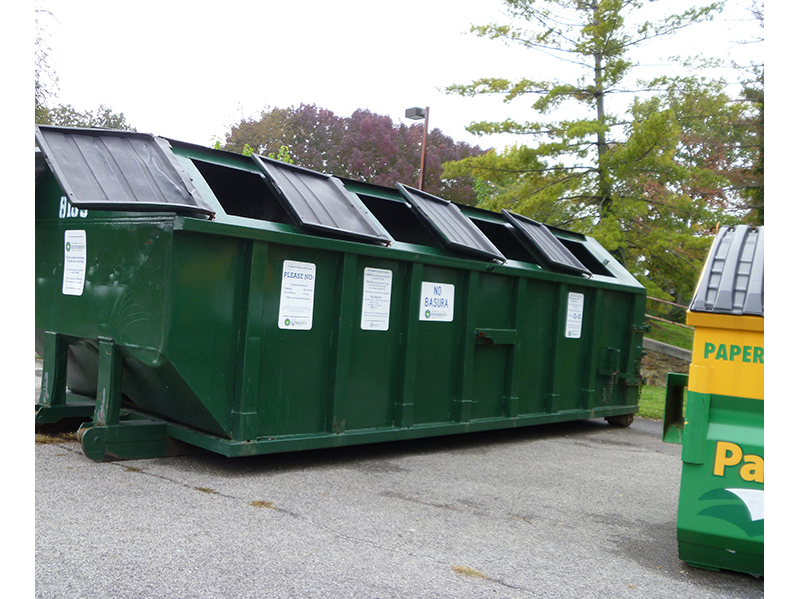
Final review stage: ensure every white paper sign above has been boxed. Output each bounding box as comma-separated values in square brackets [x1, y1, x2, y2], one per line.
[62, 230, 87, 296]
[419, 282, 455, 322]
[278, 260, 316, 330]
[361, 268, 392, 331]
[565, 292, 584, 338]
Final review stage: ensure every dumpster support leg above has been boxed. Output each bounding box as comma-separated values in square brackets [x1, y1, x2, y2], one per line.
[77, 338, 169, 461]
[93, 338, 123, 426]
[35, 331, 95, 425]
[39, 331, 67, 408]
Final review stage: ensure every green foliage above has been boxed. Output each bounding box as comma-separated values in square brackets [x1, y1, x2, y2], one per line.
[645, 319, 694, 351]
[443, 0, 761, 316]
[40, 104, 137, 131]
[638, 386, 673, 419]
[212, 136, 271, 159]
[267, 145, 292, 163]
[736, 68, 764, 225]
[442, 145, 592, 230]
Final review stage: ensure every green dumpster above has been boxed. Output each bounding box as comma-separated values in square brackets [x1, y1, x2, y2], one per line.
[663, 225, 764, 576]
[35, 125, 647, 461]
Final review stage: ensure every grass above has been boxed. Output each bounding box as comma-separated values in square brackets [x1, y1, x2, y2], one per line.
[645, 318, 694, 351]
[35, 431, 77, 444]
[638, 384, 686, 421]
[451, 565, 491, 580]
[638, 316, 693, 422]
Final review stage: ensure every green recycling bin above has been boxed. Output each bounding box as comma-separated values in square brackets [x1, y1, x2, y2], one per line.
[35, 125, 647, 461]
[663, 225, 764, 576]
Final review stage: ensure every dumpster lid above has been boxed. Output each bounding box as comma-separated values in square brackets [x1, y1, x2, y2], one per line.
[34, 125, 215, 218]
[502, 210, 591, 276]
[690, 225, 764, 316]
[253, 155, 393, 245]
[396, 184, 506, 262]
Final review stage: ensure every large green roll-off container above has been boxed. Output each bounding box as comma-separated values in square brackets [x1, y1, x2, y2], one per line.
[35, 125, 647, 461]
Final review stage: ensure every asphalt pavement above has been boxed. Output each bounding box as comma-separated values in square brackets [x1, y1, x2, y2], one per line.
[34, 360, 765, 599]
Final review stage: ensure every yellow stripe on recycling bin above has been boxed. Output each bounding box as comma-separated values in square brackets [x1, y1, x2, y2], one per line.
[686, 311, 764, 400]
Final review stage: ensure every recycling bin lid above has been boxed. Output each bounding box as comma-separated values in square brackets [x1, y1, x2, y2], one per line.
[34, 125, 215, 218]
[502, 210, 591, 276]
[689, 225, 763, 317]
[252, 154, 392, 245]
[396, 183, 506, 262]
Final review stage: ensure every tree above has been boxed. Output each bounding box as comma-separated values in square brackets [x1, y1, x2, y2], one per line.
[445, 0, 722, 222]
[440, 0, 770, 305]
[442, 145, 583, 228]
[40, 104, 137, 131]
[224, 105, 486, 204]
[731, 0, 764, 225]
[596, 78, 750, 304]
[35, 1, 58, 124]
[736, 69, 763, 225]
[336, 108, 414, 186]
[35, 2, 136, 131]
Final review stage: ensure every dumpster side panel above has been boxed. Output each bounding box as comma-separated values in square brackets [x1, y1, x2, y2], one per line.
[35, 171, 170, 397]
[254, 244, 339, 438]
[595, 288, 645, 408]
[516, 278, 558, 417]
[158, 230, 248, 437]
[35, 173, 168, 360]
[470, 273, 517, 420]
[549, 285, 592, 413]
[338, 257, 407, 431]
[412, 265, 463, 425]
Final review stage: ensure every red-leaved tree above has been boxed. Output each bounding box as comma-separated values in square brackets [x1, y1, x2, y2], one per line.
[224, 104, 486, 204]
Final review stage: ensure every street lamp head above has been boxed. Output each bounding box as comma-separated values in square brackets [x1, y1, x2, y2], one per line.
[404, 107, 430, 190]
[405, 107, 426, 120]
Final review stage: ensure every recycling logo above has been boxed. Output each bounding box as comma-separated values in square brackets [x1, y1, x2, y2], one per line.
[697, 488, 764, 538]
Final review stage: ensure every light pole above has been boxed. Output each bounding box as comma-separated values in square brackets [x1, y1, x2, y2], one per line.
[405, 106, 429, 191]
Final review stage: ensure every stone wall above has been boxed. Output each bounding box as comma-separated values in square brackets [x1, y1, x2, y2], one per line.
[640, 338, 692, 387]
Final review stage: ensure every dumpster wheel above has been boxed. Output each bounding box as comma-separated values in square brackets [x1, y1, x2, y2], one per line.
[605, 414, 634, 427]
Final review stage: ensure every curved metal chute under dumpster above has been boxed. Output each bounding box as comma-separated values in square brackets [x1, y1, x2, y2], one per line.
[35, 125, 647, 461]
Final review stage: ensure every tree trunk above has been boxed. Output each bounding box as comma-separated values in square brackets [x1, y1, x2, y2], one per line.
[593, 3, 612, 219]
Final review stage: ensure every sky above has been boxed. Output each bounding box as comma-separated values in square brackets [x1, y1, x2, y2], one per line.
[34, 0, 765, 152]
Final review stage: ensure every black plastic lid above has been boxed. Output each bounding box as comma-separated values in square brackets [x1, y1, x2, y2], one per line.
[690, 225, 764, 317]
[253, 155, 392, 245]
[502, 210, 591, 276]
[396, 184, 505, 262]
[35, 125, 215, 218]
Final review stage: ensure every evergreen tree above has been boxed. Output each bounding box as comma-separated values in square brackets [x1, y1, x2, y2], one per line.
[442, 0, 768, 305]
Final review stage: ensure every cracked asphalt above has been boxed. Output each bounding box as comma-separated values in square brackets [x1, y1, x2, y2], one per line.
[35, 361, 764, 599]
